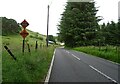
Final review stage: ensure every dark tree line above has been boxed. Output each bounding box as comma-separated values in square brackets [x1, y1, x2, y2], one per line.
[96, 21, 120, 47]
[58, 2, 120, 47]
[1, 17, 21, 36]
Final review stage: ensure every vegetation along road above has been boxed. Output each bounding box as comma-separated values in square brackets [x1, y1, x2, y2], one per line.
[1, 0, 120, 83]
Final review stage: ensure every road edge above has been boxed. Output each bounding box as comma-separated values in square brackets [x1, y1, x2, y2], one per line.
[44, 49, 56, 84]
[73, 50, 120, 65]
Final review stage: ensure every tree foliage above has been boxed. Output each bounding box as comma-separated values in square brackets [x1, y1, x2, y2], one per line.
[97, 21, 120, 46]
[2, 17, 21, 36]
[58, 2, 120, 47]
[58, 2, 100, 47]
[48, 35, 56, 43]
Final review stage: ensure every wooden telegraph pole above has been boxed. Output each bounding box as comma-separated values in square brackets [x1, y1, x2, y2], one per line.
[46, 5, 50, 47]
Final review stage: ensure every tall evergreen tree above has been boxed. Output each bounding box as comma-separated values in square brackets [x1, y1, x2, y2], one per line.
[58, 1, 100, 47]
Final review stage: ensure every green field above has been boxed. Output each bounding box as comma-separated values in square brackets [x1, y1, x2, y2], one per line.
[73, 46, 120, 64]
[2, 31, 56, 82]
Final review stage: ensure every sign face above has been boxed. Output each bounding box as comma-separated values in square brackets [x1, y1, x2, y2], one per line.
[20, 19, 29, 29]
[20, 29, 29, 39]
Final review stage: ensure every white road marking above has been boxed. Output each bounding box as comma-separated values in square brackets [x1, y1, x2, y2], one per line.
[72, 54, 81, 60]
[66, 51, 70, 54]
[44, 49, 56, 84]
[65, 50, 81, 60]
[89, 65, 118, 83]
[74, 50, 120, 66]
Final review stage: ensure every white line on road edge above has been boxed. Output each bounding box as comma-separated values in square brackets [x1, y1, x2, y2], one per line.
[44, 49, 56, 84]
[89, 65, 118, 83]
[72, 54, 81, 60]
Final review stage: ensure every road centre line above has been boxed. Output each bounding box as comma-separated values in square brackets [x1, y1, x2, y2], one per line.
[72, 54, 81, 60]
[89, 65, 118, 83]
[66, 50, 70, 54]
[65, 50, 80, 61]
[65, 50, 118, 83]
[74, 50, 120, 66]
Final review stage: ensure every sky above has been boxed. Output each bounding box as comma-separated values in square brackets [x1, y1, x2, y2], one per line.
[119, 1, 120, 18]
[0, 0, 119, 36]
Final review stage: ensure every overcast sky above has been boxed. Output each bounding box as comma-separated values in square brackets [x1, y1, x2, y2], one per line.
[0, 0, 119, 36]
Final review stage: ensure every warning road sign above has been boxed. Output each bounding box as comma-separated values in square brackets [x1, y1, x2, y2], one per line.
[21, 19, 29, 29]
[20, 29, 29, 39]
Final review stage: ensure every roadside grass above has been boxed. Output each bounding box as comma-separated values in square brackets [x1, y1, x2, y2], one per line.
[2, 35, 56, 82]
[73, 46, 120, 64]
[0, 35, 2, 83]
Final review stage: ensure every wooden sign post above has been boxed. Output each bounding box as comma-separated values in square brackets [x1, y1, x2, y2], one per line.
[20, 19, 29, 54]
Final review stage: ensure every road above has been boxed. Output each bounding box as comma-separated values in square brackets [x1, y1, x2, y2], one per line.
[48, 48, 119, 83]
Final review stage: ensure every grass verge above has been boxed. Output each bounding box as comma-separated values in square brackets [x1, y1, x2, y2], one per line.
[73, 46, 120, 64]
[2, 35, 56, 82]
[0, 35, 2, 83]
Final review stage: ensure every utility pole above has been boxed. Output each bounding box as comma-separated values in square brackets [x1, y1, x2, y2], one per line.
[46, 5, 50, 47]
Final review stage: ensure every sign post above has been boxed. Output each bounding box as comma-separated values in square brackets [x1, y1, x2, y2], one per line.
[23, 39, 25, 53]
[35, 41, 38, 51]
[20, 19, 29, 54]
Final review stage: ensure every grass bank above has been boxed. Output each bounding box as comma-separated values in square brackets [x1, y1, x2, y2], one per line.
[2, 34, 56, 82]
[73, 46, 120, 64]
[0, 35, 2, 83]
